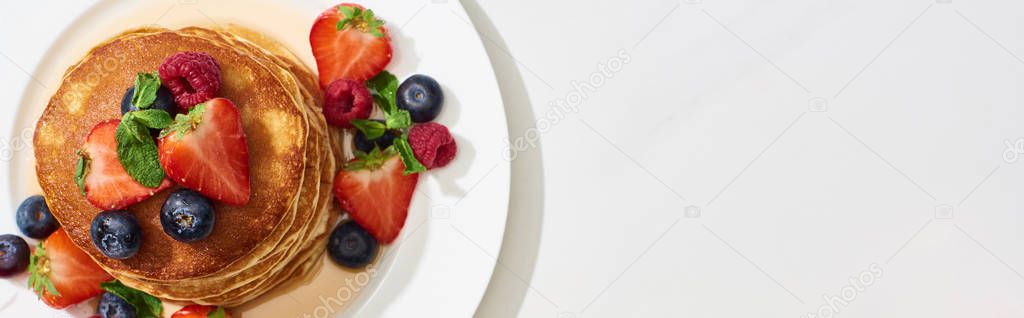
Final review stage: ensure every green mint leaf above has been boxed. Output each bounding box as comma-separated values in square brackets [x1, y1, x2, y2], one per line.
[393, 135, 427, 175]
[131, 72, 162, 110]
[366, 71, 398, 114]
[74, 150, 89, 196]
[121, 113, 147, 143]
[208, 307, 227, 318]
[116, 117, 165, 188]
[372, 95, 390, 113]
[101, 280, 163, 318]
[351, 119, 386, 139]
[132, 109, 173, 129]
[386, 109, 412, 130]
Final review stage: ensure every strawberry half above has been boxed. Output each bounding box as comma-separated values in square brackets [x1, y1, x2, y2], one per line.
[28, 229, 113, 309]
[172, 305, 231, 318]
[333, 149, 418, 244]
[158, 98, 251, 205]
[78, 120, 172, 210]
[311, 3, 393, 86]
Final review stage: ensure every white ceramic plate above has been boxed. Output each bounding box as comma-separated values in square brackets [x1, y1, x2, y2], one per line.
[0, 0, 510, 317]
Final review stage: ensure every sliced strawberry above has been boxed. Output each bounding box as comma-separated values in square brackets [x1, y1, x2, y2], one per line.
[171, 304, 231, 318]
[333, 150, 418, 243]
[311, 3, 393, 86]
[158, 98, 251, 205]
[79, 120, 173, 210]
[28, 229, 113, 309]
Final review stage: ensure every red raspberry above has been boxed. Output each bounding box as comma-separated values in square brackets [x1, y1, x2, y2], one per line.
[409, 123, 457, 169]
[158, 52, 221, 109]
[323, 79, 372, 128]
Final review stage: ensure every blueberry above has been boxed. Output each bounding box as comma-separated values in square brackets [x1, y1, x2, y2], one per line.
[353, 130, 376, 153]
[160, 189, 215, 243]
[353, 120, 399, 153]
[97, 292, 136, 318]
[118, 87, 133, 114]
[0, 235, 29, 277]
[376, 132, 399, 150]
[120, 86, 177, 115]
[397, 74, 444, 123]
[16, 195, 59, 239]
[90, 211, 142, 259]
[327, 221, 377, 269]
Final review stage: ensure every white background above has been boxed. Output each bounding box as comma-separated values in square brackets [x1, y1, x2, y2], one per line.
[4, 0, 1024, 317]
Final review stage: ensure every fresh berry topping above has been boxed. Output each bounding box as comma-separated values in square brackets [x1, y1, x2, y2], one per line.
[0, 234, 29, 277]
[354, 129, 399, 153]
[353, 119, 399, 152]
[158, 98, 251, 205]
[310, 3, 392, 85]
[171, 305, 231, 318]
[353, 130, 376, 153]
[90, 210, 142, 259]
[397, 75, 444, 123]
[323, 79, 372, 128]
[98, 281, 163, 318]
[78, 120, 173, 210]
[333, 150, 418, 243]
[160, 189, 216, 242]
[97, 292, 136, 318]
[120, 86, 177, 116]
[16, 195, 59, 239]
[408, 123, 457, 169]
[29, 229, 113, 309]
[158, 52, 221, 109]
[327, 220, 378, 268]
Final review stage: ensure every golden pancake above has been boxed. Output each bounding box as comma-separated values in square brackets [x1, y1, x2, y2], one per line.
[33, 26, 328, 304]
[114, 27, 332, 304]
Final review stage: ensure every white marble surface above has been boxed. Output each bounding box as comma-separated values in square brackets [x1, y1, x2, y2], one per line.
[467, 0, 1024, 317]
[4, 0, 1024, 317]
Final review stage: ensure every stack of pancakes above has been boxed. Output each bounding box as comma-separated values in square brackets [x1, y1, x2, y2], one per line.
[33, 26, 342, 306]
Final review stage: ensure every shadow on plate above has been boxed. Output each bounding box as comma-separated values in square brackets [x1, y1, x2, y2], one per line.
[460, 1, 548, 317]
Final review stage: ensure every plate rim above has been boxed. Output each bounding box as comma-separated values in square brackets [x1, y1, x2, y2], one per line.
[3, 0, 511, 317]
